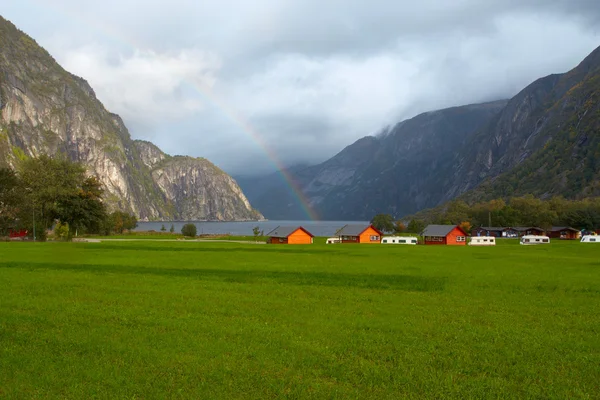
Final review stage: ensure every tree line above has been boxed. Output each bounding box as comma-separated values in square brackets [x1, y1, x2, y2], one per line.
[0, 156, 137, 240]
[371, 195, 600, 234]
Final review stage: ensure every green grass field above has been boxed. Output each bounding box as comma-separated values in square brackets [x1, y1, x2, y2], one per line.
[1, 240, 599, 398]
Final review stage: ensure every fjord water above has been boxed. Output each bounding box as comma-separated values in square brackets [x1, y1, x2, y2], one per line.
[135, 220, 368, 237]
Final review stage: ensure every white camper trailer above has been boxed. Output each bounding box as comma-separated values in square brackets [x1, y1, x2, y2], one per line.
[381, 236, 418, 245]
[580, 235, 600, 243]
[520, 235, 550, 245]
[468, 236, 496, 246]
[326, 237, 341, 244]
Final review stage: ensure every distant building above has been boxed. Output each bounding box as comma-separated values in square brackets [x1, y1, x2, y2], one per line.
[422, 225, 467, 245]
[471, 226, 518, 238]
[513, 227, 545, 237]
[334, 224, 383, 244]
[266, 226, 314, 244]
[547, 226, 580, 240]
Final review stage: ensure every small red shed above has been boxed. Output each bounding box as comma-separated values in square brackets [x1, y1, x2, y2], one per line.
[422, 225, 467, 246]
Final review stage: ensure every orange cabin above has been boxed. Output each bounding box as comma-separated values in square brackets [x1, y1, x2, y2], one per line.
[422, 225, 467, 245]
[266, 226, 314, 244]
[335, 224, 383, 244]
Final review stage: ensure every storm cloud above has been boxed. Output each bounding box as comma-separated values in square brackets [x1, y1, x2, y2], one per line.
[3, 0, 600, 174]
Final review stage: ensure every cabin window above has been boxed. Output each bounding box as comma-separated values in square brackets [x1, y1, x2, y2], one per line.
[399, 239, 406, 243]
[382, 239, 388, 243]
[370, 235, 380, 241]
[456, 236, 466, 242]
[411, 240, 417, 244]
[525, 239, 530, 243]
[591, 238, 596, 242]
[490, 239, 495, 243]
[483, 239, 488, 242]
[542, 239, 549, 243]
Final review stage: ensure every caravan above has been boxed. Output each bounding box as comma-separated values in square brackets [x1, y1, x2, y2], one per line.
[468, 236, 496, 246]
[580, 235, 600, 243]
[381, 236, 418, 245]
[520, 235, 550, 245]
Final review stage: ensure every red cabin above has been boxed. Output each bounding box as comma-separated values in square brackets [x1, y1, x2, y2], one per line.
[547, 226, 580, 240]
[422, 225, 467, 246]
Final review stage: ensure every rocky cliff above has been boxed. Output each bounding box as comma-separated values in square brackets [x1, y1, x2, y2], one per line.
[0, 16, 262, 221]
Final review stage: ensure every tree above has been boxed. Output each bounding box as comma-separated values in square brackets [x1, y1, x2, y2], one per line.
[160, 224, 166, 232]
[0, 168, 23, 236]
[407, 219, 425, 234]
[104, 211, 137, 235]
[370, 214, 395, 233]
[459, 221, 472, 234]
[54, 176, 107, 237]
[169, 224, 175, 233]
[252, 226, 261, 241]
[394, 221, 406, 234]
[181, 223, 197, 237]
[18, 156, 105, 240]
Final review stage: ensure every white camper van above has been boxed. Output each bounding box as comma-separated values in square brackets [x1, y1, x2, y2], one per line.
[469, 236, 496, 246]
[520, 235, 550, 245]
[381, 236, 418, 245]
[326, 237, 341, 244]
[580, 235, 600, 243]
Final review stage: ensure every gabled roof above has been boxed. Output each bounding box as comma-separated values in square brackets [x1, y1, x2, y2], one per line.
[422, 224, 466, 237]
[335, 224, 383, 236]
[549, 226, 579, 232]
[266, 226, 314, 238]
[475, 226, 513, 231]
[513, 226, 545, 232]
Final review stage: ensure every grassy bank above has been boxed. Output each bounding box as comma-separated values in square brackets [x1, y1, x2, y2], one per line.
[1, 240, 599, 398]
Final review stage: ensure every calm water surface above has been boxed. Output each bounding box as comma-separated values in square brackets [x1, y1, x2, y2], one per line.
[135, 220, 368, 237]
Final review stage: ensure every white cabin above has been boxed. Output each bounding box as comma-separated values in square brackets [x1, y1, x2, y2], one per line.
[580, 235, 600, 243]
[381, 236, 418, 245]
[469, 236, 496, 246]
[326, 237, 341, 244]
[520, 235, 550, 245]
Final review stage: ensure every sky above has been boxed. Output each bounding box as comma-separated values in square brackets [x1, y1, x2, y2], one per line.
[3, 0, 600, 175]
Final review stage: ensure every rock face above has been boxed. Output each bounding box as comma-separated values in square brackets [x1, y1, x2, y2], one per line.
[240, 45, 600, 220]
[134, 141, 262, 221]
[0, 16, 262, 221]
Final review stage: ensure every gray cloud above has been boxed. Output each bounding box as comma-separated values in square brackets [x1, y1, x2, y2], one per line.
[3, 0, 600, 174]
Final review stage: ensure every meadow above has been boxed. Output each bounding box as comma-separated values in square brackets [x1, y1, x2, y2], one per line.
[1, 239, 599, 399]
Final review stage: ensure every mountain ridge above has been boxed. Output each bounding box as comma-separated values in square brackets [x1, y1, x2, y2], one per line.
[0, 15, 262, 221]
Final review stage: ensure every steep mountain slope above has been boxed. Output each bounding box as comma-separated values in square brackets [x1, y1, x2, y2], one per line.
[239, 101, 508, 220]
[456, 45, 600, 201]
[0, 16, 261, 221]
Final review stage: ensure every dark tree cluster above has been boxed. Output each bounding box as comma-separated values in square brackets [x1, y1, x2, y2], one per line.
[0, 155, 137, 240]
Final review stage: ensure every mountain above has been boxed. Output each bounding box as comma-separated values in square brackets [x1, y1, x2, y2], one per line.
[0, 16, 262, 221]
[455, 45, 600, 202]
[241, 45, 600, 221]
[239, 100, 508, 220]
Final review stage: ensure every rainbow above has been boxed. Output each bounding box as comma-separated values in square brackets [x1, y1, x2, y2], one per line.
[25, 0, 319, 220]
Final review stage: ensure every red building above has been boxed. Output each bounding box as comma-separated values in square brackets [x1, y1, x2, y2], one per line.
[422, 225, 467, 246]
[266, 226, 314, 244]
[547, 226, 580, 240]
[334, 224, 383, 244]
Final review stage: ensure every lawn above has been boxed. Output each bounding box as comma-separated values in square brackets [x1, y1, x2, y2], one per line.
[1, 240, 599, 398]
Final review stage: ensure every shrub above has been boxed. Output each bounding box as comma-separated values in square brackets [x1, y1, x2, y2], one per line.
[181, 223, 197, 237]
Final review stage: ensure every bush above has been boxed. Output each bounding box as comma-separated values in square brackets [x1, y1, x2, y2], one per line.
[181, 223, 197, 237]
